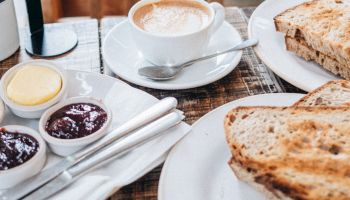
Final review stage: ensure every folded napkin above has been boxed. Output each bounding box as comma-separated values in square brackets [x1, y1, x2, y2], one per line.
[51, 122, 190, 200]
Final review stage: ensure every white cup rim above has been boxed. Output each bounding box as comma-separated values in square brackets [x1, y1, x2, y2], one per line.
[128, 0, 216, 38]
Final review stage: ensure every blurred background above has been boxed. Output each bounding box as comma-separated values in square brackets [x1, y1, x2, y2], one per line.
[14, 0, 263, 25]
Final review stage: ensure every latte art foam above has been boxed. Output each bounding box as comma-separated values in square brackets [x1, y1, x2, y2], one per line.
[133, 1, 211, 36]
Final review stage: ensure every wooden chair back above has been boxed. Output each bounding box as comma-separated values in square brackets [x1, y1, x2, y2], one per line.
[42, 0, 224, 22]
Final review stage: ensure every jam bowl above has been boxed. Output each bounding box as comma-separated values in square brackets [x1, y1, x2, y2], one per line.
[0, 59, 67, 119]
[39, 97, 112, 156]
[0, 125, 47, 189]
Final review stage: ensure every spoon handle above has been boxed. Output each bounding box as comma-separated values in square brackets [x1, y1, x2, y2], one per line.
[181, 38, 258, 67]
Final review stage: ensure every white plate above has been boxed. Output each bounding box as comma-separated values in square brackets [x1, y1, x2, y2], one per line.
[0, 70, 190, 199]
[248, 0, 340, 92]
[158, 93, 304, 200]
[102, 20, 242, 90]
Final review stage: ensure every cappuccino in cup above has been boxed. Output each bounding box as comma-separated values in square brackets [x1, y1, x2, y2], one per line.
[129, 0, 225, 66]
[133, 1, 211, 36]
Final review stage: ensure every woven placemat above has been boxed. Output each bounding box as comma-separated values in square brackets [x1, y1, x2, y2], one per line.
[0, 19, 101, 74]
[101, 7, 303, 200]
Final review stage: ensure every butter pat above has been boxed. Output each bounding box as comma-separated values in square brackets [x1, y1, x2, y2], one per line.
[7, 65, 62, 106]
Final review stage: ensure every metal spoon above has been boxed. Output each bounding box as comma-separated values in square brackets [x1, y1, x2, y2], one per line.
[138, 38, 258, 81]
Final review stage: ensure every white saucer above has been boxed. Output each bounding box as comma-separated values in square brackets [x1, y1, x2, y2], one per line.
[248, 0, 340, 92]
[102, 20, 242, 90]
[158, 93, 304, 200]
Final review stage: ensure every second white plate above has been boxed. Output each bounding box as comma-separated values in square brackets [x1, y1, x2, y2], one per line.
[103, 20, 242, 90]
[158, 93, 304, 200]
[248, 0, 340, 92]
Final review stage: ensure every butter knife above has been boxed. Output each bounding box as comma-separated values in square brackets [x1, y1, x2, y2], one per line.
[1, 97, 177, 200]
[23, 112, 184, 200]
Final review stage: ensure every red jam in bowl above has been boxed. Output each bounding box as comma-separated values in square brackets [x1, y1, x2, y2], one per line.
[45, 103, 107, 139]
[0, 128, 39, 170]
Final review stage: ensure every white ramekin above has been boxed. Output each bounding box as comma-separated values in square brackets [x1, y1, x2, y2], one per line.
[0, 125, 47, 189]
[0, 59, 67, 119]
[0, 98, 5, 123]
[39, 97, 112, 156]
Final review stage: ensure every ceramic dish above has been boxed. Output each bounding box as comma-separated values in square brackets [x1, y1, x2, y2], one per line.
[248, 0, 338, 92]
[0, 59, 67, 118]
[103, 20, 242, 90]
[158, 93, 304, 200]
[39, 97, 112, 156]
[0, 70, 189, 199]
[0, 125, 46, 189]
[0, 98, 5, 123]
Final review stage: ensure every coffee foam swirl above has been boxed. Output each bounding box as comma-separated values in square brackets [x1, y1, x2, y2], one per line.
[133, 1, 211, 36]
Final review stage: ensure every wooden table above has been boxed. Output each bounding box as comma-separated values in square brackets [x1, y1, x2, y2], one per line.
[0, 7, 304, 200]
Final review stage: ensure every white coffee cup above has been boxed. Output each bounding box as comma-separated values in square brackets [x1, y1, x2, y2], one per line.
[0, 0, 19, 61]
[128, 0, 225, 66]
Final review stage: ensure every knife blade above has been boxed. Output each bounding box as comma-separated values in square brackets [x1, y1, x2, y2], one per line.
[23, 112, 184, 200]
[23, 172, 74, 200]
[1, 97, 177, 200]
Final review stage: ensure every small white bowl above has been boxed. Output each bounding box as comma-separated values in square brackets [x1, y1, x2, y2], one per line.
[39, 97, 112, 156]
[0, 125, 47, 189]
[0, 59, 67, 119]
[0, 98, 5, 123]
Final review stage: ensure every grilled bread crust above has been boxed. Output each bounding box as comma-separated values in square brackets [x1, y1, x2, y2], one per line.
[294, 80, 350, 106]
[274, 0, 350, 66]
[231, 1, 350, 196]
[225, 106, 350, 200]
[285, 37, 350, 80]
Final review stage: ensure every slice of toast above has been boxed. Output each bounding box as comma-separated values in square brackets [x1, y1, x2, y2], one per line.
[285, 37, 350, 80]
[225, 106, 350, 200]
[294, 80, 350, 106]
[274, 0, 350, 66]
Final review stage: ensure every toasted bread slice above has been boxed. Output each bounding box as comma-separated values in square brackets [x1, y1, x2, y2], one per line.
[228, 158, 292, 200]
[294, 80, 350, 106]
[225, 106, 350, 200]
[274, 0, 350, 66]
[285, 37, 350, 80]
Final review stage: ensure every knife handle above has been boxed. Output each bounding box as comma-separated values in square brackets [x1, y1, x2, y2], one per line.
[71, 97, 178, 161]
[67, 112, 184, 177]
